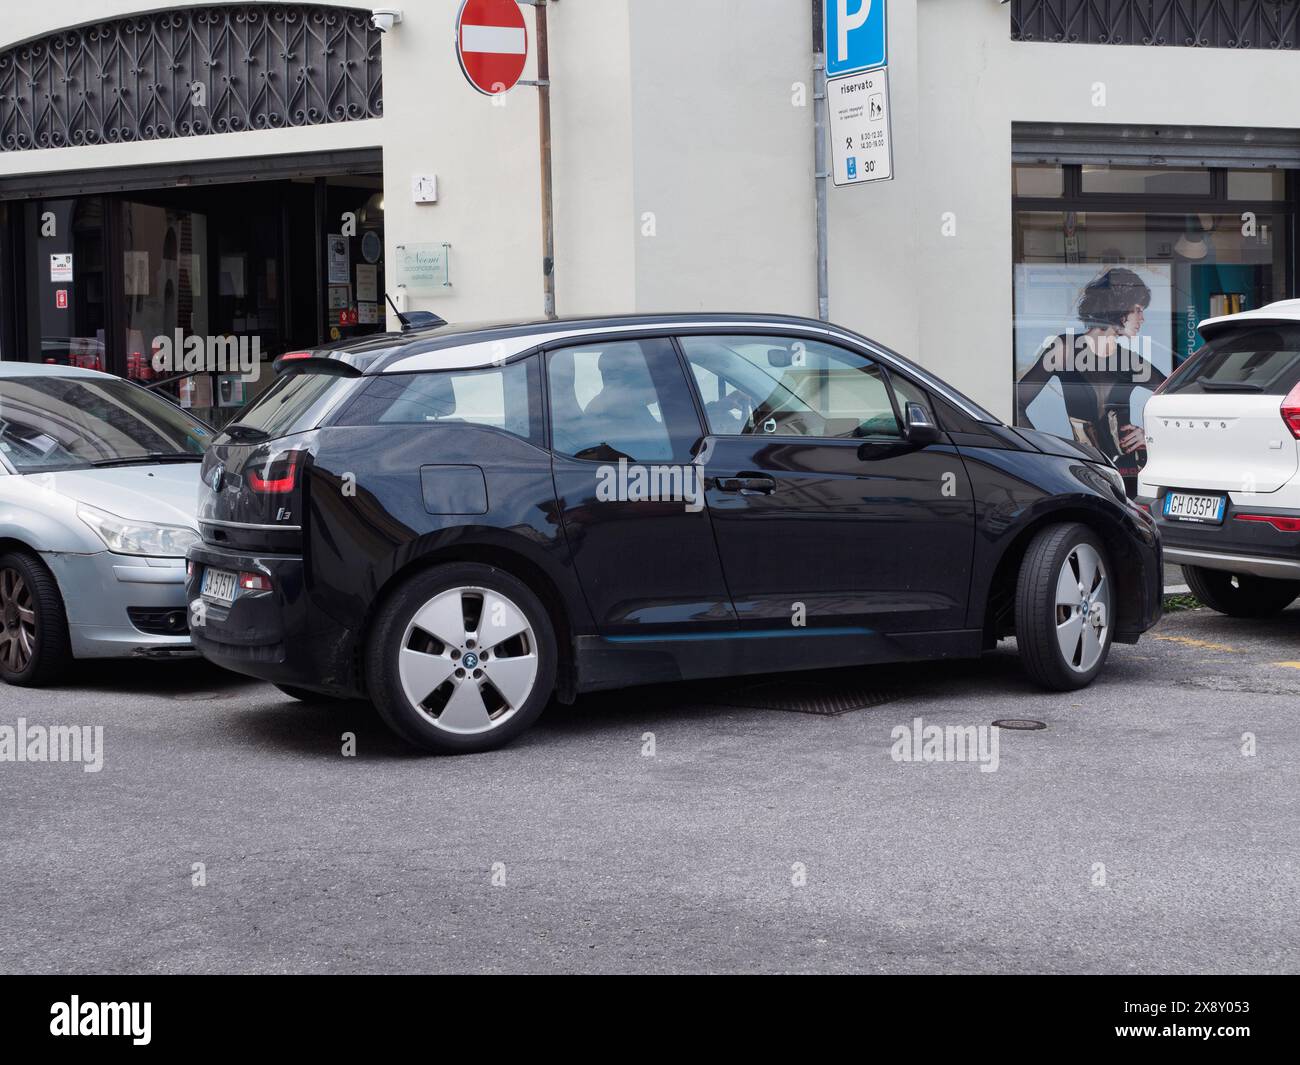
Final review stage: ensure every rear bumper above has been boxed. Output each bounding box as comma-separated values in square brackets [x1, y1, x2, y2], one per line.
[1138, 491, 1300, 581]
[185, 543, 359, 695]
[1163, 546, 1300, 580]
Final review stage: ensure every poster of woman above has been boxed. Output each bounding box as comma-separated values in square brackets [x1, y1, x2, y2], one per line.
[1013, 264, 1172, 493]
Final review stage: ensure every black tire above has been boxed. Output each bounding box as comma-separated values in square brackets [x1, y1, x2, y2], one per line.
[1182, 566, 1300, 618]
[1015, 523, 1114, 691]
[0, 550, 71, 687]
[365, 562, 557, 754]
[273, 683, 347, 703]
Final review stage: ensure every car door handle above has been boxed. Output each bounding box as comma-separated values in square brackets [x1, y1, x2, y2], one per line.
[716, 475, 776, 494]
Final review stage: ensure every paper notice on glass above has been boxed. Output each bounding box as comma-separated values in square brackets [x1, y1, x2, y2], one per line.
[124, 250, 150, 296]
[355, 263, 378, 302]
[50, 253, 73, 282]
[327, 235, 350, 284]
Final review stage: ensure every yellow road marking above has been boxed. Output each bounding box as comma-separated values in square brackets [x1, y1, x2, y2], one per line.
[1275, 661, 1300, 670]
[1152, 634, 1242, 654]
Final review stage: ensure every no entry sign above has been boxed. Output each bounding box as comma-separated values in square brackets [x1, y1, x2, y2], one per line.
[456, 0, 529, 95]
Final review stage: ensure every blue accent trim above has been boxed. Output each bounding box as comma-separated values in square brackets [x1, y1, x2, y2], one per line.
[603, 626, 873, 645]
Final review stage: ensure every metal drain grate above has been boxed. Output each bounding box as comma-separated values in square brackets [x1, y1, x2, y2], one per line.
[710, 676, 900, 716]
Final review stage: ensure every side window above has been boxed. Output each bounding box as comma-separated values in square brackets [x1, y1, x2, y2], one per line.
[546, 338, 700, 462]
[889, 373, 931, 421]
[678, 335, 901, 439]
[334, 357, 541, 445]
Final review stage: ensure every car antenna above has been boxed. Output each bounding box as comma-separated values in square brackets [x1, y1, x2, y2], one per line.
[384, 293, 446, 332]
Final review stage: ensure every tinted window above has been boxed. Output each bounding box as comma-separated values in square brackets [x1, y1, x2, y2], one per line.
[0, 375, 209, 472]
[679, 335, 900, 439]
[336, 359, 540, 444]
[547, 338, 699, 462]
[1168, 325, 1300, 396]
[228, 370, 353, 439]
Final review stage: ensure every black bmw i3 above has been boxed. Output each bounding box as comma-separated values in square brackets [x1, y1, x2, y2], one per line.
[187, 314, 1162, 753]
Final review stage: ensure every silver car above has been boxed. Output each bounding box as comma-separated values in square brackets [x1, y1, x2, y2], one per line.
[0, 362, 212, 685]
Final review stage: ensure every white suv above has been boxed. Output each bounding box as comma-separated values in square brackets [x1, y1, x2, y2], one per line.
[1138, 300, 1300, 617]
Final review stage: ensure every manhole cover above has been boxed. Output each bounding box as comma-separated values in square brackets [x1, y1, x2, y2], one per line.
[992, 719, 1046, 731]
[712, 677, 899, 716]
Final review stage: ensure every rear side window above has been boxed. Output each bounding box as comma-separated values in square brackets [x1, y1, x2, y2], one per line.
[1169, 325, 1300, 396]
[546, 338, 702, 463]
[335, 357, 542, 445]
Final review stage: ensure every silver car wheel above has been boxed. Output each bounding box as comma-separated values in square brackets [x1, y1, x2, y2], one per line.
[397, 585, 540, 735]
[1054, 542, 1110, 673]
[0, 567, 36, 673]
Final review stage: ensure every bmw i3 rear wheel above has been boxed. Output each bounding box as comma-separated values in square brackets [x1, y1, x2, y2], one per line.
[366, 563, 557, 754]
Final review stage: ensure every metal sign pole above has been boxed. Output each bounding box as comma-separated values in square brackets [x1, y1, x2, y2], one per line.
[520, 0, 556, 320]
[812, 0, 830, 322]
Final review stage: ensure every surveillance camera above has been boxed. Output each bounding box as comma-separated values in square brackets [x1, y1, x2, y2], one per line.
[371, 8, 403, 33]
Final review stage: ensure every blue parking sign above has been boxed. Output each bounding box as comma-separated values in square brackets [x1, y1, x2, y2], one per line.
[825, 0, 887, 77]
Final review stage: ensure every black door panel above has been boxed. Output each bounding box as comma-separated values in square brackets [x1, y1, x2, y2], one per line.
[700, 435, 975, 631]
[547, 336, 736, 636]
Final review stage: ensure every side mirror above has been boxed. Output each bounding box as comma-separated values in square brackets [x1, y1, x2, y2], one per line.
[904, 402, 942, 447]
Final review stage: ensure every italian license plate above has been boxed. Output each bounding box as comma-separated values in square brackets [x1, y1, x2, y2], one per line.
[1163, 491, 1226, 524]
[201, 567, 239, 605]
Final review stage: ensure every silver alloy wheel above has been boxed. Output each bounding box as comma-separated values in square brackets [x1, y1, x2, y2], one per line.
[397, 585, 540, 735]
[0, 567, 36, 673]
[1054, 542, 1110, 673]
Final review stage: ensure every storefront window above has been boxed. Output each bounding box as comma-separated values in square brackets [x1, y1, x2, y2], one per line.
[1013, 163, 1293, 493]
[1227, 169, 1286, 201]
[1079, 165, 1212, 196]
[4, 167, 384, 429]
[1013, 164, 1063, 198]
[23, 198, 108, 371]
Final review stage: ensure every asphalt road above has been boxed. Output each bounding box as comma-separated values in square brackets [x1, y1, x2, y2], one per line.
[1, 604, 1297, 975]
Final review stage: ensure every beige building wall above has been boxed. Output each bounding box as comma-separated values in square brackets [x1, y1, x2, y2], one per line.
[4, 1, 1300, 419]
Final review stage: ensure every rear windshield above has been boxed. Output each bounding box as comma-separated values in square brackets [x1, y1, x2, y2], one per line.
[0, 376, 210, 472]
[1168, 324, 1300, 396]
[224, 369, 358, 440]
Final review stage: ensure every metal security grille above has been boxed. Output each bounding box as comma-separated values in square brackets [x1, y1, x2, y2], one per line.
[0, 4, 382, 152]
[1012, 0, 1300, 49]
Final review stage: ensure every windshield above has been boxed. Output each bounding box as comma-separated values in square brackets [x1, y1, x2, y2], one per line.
[0, 375, 211, 473]
[1169, 324, 1300, 396]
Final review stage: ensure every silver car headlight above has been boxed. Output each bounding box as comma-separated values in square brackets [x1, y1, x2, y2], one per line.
[77, 503, 200, 558]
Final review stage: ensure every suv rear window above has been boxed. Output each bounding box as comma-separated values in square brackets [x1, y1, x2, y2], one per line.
[1168, 325, 1300, 396]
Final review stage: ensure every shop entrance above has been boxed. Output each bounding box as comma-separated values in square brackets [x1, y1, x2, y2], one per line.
[0, 150, 385, 425]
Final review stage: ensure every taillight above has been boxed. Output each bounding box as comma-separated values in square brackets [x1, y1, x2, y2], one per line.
[238, 572, 272, 592]
[274, 351, 314, 376]
[1282, 382, 1300, 439]
[1235, 514, 1300, 533]
[248, 450, 302, 494]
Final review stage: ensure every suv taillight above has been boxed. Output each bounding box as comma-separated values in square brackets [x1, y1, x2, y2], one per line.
[1282, 382, 1300, 440]
[248, 450, 302, 494]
